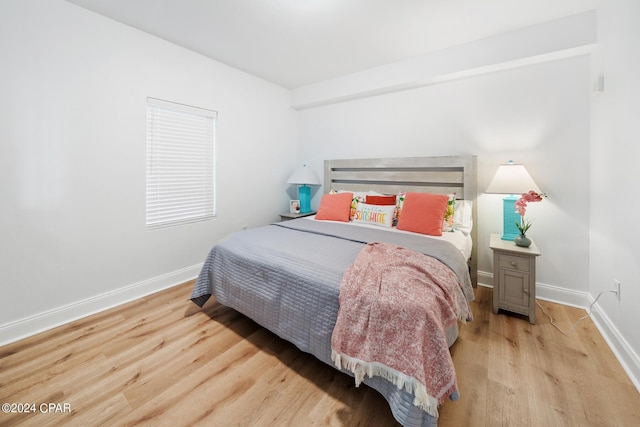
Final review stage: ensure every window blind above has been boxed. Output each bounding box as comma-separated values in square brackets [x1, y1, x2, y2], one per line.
[146, 97, 217, 230]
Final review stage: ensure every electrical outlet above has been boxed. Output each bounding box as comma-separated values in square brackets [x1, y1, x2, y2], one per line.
[614, 279, 621, 300]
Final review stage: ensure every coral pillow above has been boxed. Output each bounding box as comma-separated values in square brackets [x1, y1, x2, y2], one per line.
[315, 192, 353, 222]
[396, 192, 449, 236]
[365, 195, 397, 205]
[331, 190, 368, 220]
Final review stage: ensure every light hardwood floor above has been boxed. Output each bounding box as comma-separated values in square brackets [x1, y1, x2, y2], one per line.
[1, 282, 638, 426]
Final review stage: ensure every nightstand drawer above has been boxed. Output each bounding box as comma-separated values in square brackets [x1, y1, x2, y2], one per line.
[498, 254, 530, 272]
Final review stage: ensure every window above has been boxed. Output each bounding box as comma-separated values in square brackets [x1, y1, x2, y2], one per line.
[146, 97, 216, 230]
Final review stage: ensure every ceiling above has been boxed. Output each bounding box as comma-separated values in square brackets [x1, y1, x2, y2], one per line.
[66, 0, 598, 89]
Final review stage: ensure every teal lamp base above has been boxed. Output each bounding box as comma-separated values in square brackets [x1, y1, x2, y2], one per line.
[501, 195, 520, 241]
[298, 185, 312, 213]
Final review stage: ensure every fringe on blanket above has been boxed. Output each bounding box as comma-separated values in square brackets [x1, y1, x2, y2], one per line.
[331, 350, 453, 418]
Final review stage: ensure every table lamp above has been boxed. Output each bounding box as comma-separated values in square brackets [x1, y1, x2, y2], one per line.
[486, 161, 541, 241]
[287, 164, 321, 214]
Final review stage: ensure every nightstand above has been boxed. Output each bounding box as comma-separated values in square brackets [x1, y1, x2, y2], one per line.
[279, 211, 316, 221]
[489, 233, 541, 324]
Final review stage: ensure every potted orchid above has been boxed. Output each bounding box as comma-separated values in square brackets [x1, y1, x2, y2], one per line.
[514, 190, 545, 247]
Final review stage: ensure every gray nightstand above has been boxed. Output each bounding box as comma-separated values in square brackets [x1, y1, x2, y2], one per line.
[279, 211, 316, 221]
[489, 233, 541, 324]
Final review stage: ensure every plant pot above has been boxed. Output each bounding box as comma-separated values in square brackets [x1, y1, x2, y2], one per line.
[514, 234, 531, 248]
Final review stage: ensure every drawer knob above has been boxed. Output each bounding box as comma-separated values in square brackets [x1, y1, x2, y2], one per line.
[511, 261, 517, 267]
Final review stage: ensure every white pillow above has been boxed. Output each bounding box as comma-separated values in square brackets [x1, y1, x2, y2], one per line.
[453, 199, 473, 234]
[333, 190, 382, 197]
[352, 202, 396, 228]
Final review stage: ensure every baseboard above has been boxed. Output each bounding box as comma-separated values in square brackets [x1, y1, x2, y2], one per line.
[477, 270, 493, 288]
[590, 302, 640, 393]
[478, 269, 592, 308]
[535, 282, 592, 309]
[479, 269, 640, 393]
[0, 264, 202, 347]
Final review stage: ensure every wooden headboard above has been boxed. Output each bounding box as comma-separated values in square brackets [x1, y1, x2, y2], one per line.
[324, 155, 478, 286]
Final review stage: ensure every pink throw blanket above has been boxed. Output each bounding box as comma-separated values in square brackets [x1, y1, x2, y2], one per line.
[331, 242, 472, 417]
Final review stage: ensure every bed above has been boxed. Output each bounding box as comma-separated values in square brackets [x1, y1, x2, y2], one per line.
[191, 155, 477, 426]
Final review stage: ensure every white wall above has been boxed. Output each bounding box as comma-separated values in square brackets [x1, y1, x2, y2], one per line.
[589, 0, 640, 388]
[297, 53, 591, 298]
[0, 0, 297, 343]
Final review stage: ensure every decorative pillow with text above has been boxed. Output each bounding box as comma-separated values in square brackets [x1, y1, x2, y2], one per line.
[352, 202, 396, 228]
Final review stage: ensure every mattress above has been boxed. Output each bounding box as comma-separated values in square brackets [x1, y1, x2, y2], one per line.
[191, 218, 474, 427]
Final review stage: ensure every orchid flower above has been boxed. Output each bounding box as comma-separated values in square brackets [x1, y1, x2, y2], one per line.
[515, 191, 546, 235]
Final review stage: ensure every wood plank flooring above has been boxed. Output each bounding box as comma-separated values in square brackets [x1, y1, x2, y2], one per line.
[1, 282, 638, 426]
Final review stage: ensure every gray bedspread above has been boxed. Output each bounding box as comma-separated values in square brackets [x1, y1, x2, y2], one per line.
[191, 218, 474, 427]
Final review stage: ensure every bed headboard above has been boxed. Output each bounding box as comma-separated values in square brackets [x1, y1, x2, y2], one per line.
[324, 155, 478, 286]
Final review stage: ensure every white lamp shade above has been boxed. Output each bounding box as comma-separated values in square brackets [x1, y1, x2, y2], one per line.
[287, 164, 321, 186]
[486, 163, 541, 195]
